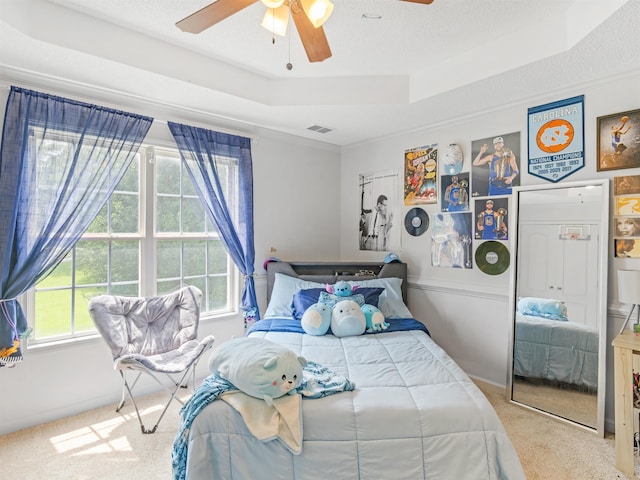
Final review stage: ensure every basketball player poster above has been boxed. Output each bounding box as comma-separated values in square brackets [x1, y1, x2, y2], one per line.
[404, 144, 437, 205]
[471, 132, 520, 197]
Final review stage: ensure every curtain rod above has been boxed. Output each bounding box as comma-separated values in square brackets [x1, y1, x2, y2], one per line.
[1, 73, 256, 140]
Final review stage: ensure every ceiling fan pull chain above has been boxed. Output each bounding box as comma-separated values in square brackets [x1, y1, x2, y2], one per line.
[286, 14, 293, 71]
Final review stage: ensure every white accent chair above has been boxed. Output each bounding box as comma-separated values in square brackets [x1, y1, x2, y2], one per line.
[89, 286, 215, 433]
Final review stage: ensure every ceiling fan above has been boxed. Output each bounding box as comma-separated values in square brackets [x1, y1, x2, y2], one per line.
[176, 0, 434, 64]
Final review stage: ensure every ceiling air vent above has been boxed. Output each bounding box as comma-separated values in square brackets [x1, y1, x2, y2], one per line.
[307, 125, 332, 134]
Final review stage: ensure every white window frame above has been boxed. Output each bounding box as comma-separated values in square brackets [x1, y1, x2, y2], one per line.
[24, 144, 239, 347]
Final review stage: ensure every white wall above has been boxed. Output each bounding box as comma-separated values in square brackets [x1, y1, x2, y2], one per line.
[0, 81, 342, 435]
[340, 71, 640, 432]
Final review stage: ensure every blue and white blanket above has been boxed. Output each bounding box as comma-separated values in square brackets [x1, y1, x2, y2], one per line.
[172, 361, 354, 480]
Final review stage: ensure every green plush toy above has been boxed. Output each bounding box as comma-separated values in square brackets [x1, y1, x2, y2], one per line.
[208, 337, 307, 405]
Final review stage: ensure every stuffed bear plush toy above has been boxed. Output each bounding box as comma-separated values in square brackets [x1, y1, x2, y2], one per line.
[208, 337, 307, 405]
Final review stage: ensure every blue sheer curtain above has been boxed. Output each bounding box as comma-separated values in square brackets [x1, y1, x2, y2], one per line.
[0, 86, 153, 363]
[167, 122, 259, 323]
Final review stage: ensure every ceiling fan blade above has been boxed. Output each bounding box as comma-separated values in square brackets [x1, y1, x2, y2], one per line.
[291, 6, 332, 63]
[400, 0, 434, 4]
[176, 0, 259, 33]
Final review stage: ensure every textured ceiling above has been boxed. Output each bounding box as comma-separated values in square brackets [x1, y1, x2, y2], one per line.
[0, 0, 638, 146]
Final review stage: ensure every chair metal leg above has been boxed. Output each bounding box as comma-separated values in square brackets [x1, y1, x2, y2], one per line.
[118, 367, 193, 434]
[116, 371, 142, 412]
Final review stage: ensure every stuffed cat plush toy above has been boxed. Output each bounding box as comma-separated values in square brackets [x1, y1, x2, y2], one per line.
[208, 337, 307, 405]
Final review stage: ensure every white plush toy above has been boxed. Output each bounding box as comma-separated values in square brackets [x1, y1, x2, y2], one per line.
[208, 337, 307, 405]
[330, 299, 366, 337]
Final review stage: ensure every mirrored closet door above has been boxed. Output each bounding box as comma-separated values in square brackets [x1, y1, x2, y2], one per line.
[507, 179, 608, 435]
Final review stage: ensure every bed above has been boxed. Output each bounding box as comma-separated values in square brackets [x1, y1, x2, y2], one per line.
[173, 261, 525, 480]
[513, 297, 599, 390]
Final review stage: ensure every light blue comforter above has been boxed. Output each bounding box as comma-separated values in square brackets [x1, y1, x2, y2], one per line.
[514, 313, 598, 389]
[172, 361, 355, 480]
[178, 320, 524, 480]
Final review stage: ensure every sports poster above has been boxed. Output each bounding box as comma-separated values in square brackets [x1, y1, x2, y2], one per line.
[359, 169, 401, 252]
[441, 172, 470, 213]
[470, 132, 520, 197]
[404, 144, 437, 205]
[527, 95, 585, 182]
[474, 197, 509, 241]
[430, 212, 473, 269]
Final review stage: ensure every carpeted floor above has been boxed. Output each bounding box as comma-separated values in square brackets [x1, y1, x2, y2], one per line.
[0, 384, 636, 479]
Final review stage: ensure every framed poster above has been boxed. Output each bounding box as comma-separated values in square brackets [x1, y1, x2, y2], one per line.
[615, 196, 640, 216]
[614, 174, 640, 196]
[527, 95, 584, 182]
[596, 109, 640, 172]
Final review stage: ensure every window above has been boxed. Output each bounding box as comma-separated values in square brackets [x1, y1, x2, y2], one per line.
[27, 146, 236, 344]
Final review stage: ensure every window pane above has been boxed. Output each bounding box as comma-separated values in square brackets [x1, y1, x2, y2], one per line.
[157, 279, 181, 296]
[110, 192, 139, 233]
[76, 240, 108, 285]
[208, 240, 227, 273]
[118, 157, 139, 192]
[157, 240, 181, 279]
[110, 284, 138, 296]
[157, 196, 180, 232]
[207, 275, 227, 311]
[37, 254, 72, 289]
[74, 288, 98, 333]
[86, 202, 108, 234]
[156, 156, 180, 195]
[182, 166, 197, 196]
[34, 289, 72, 338]
[111, 240, 139, 283]
[182, 197, 206, 233]
[184, 240, 206, 277]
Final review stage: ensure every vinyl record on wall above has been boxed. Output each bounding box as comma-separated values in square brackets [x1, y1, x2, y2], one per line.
[404, 208, 429, 236]
[475, 241, 510, 275]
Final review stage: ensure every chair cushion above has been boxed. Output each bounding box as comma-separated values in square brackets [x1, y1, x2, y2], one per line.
[89, 286, 203, 360]
[116, 335, 215, 373]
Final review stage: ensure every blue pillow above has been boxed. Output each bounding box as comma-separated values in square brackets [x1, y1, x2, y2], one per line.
[292, 287, 385, 321]
[517, 297, 568, 321]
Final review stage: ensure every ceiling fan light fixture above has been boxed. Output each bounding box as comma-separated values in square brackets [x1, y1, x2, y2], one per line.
[261, 0, 285, 8]
[261, 4, 290, 37]
[299, 0, 334, 28]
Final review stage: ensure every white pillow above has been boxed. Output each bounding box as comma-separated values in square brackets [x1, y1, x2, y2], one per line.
[264, 273, 325, 317]
[348, 277, 413, 318]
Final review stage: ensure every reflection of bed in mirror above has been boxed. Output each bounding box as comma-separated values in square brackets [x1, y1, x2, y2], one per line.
[513, 297, 598, 391]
